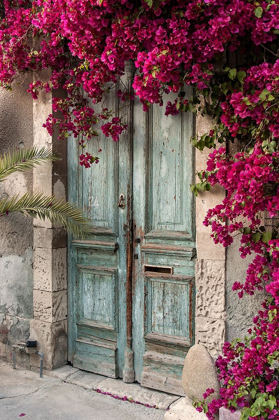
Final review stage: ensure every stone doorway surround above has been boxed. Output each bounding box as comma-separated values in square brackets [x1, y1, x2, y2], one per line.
[29, 70, 68, 370]
[194, 113, 226, 358]
[29, 72, 226, 371]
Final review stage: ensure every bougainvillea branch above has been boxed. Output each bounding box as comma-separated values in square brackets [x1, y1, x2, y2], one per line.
[0, 1, 278, 419]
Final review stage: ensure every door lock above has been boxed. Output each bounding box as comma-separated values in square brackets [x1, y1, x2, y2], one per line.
[118, 193, 125, 209]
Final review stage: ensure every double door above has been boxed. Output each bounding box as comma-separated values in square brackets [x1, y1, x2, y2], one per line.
[68, 69, 195, 395]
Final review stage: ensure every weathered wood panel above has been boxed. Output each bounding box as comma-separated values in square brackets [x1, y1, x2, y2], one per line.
[133, 88, 196, 391]
[77, 266, 117, 329]
[145, 275, 192, 339]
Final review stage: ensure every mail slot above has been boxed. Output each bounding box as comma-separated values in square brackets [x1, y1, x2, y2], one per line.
[144, 265, 173, 274]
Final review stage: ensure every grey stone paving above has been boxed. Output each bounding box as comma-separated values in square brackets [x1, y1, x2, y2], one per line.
[0, 363, 175, 420]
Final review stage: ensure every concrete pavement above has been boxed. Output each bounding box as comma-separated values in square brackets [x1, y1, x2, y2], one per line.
[0, 363, 177, 420]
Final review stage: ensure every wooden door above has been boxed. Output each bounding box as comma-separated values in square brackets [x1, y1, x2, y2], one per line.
[132, 90, 195, 395]
[68, 73, 195, 395]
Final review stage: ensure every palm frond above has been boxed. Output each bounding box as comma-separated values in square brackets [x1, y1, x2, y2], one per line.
[0, 193, 92, 238]
[0, 147, 59, 182]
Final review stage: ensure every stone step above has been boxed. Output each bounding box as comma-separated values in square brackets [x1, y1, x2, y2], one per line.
[48, 365, 179, 410]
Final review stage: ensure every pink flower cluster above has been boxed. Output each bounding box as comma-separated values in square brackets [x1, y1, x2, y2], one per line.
[0, 0, 278, 151]
[202, 144, 279, 304]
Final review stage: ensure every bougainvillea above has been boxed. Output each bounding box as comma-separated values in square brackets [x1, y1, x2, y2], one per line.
[0, 1, 278, 419]
[195, 298, 279, 419]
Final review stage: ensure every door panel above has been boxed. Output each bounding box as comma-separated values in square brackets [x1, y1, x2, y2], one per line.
[146, 99, 194, 236]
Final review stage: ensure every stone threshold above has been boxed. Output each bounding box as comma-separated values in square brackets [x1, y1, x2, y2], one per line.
[46, 365, 180, 411]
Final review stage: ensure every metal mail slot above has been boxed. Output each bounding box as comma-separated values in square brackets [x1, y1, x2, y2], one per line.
[144, 265, 173, 274]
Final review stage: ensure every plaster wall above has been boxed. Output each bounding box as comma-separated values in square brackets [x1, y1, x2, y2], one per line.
[0, 74, 34, 368]
[226, 239, 267, 342]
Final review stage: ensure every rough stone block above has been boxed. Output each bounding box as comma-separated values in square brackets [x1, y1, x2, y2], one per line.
[195, 183, 225, 262]
[34, 227, 67, 249]
[52, 290, 67, 322]
[52, 248, 67, 291]
[220, 407, 241, 420]
[196, 232, 226, 261]
[196, 259, 226, 319]
[33, 162, 53, 192]
[33, 247, 67, 292]
[195, 317, 225, 356]
[33, 290, 52, 322]
[33, 290, 67, 322]
[196, 185, 225, 227]
[33, 248, 52, 291]
[34, 227, 53, 249]
[182, 344, 219, 403]
[29, 319, 67, 370]
[164, 397, 208, 420]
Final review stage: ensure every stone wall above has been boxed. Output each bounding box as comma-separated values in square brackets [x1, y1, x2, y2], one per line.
[0, 72, 68, 371]
[29, 71, 68, 370]
[194, 114, 226, 357]
[0, 74, 34, 368]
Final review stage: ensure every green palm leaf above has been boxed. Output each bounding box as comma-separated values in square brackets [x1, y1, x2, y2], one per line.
[0, 147, 59, 182]
[0, 193, 92, 238]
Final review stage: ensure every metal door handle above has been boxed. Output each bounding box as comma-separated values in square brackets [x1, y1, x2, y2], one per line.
[118, 193, 125, 209]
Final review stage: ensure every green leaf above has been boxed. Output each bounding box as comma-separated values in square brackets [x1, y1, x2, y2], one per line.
[261, 231, 272, 244]
[267, 94, 275, 101]
[252, 232, 261, 243]
[251, 388, 257, 399]
[259, 88, 270, 102]
[269, 140, 277, 153]
[243, 97, 251, 105]
[237, 71, 246, 83]
[228, 68, 237, 80]
[145, 0, 153, 7]
[0, 192, 92, 238]
[243, 227, 251, 234]
[255, 6, 263, 18]
[0, 147, 59, 182]
[267, 396, 276, 410]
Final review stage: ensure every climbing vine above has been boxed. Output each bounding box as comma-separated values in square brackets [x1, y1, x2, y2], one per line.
[0, 1, 278, 418]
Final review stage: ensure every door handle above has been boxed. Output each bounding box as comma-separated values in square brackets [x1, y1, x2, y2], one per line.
[118, 193, 125, 209]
